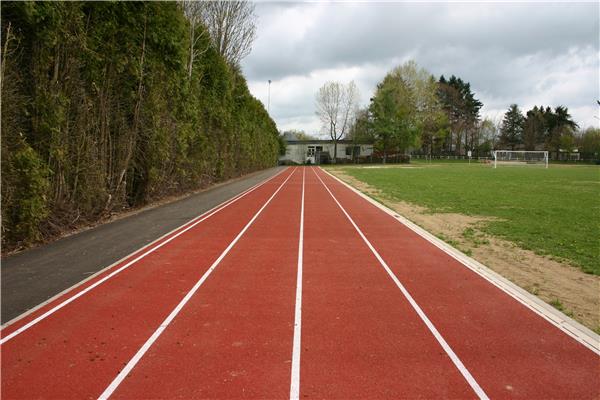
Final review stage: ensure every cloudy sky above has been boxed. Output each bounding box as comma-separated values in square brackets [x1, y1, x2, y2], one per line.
[240, 1, 599, 136]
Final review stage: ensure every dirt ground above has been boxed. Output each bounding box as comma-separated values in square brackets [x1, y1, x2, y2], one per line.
[329, 168, 600, 333]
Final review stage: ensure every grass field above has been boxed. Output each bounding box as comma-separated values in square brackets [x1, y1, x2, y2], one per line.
[335, 162, 600, 275]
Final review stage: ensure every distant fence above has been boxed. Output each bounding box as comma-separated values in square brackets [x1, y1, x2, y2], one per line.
[281, 154, 599, 166]
[411, 154, 599, 164]
[410, 155, 490, 162]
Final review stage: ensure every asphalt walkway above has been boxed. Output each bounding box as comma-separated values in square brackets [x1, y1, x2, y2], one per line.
[1, 167, 283, 324]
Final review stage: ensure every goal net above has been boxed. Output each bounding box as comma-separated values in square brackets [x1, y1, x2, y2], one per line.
[493, 150, 548, 168]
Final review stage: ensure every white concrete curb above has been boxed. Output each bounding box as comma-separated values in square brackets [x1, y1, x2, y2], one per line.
[322, 167, 600, 355]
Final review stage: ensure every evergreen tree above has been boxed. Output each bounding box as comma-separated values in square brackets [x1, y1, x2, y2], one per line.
[499, 104, 525, 150]
[523, 106, 546, 150]
[437, 75, 483, 155]
[545, 106, 578, 159]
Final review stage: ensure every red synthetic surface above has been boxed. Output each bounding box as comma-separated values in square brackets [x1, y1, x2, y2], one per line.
[300, 168, 475, 399]
[110, 168, 302, 399]
[314, 167, 600, 400]
[1, 166, 599, 400]
[0, 169, 293, 399]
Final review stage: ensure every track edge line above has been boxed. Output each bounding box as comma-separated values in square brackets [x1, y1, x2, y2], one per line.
[314, 168, 489, 400]
[97, 167, 297, 400]
[1, 167, 287, 332]
[321, 167, 600, 355]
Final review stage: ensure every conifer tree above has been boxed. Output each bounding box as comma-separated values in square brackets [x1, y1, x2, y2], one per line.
[499, 104, 525, 150]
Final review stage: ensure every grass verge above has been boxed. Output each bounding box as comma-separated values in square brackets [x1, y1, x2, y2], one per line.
[335, 162, 600, 275]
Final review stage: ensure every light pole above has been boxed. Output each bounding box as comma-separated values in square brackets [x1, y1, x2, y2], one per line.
[267, 80, 272, 113]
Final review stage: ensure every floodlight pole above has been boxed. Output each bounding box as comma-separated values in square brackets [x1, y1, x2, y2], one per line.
[267, 80, 271, 113]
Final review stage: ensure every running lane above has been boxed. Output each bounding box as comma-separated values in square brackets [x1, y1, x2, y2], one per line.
[299, 167, 478, 399]
[107, 167, 303, 399]
[315, 167, 600, 399]
[0, 168, 294, 400]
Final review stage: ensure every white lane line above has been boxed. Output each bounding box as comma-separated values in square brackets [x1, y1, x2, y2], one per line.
[2, 169, 285, 331]
[97, 168, 297, 400]
[0, 168, 289, 344]
[312, 168, 489, 400]
[321, 168, 600, 356]
[289, 167, 305, 400]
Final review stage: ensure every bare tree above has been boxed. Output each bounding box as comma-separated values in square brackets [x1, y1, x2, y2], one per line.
[180, 0, 210, 79]
[315, 81, 360, 163]
[1, 22, 16, 94]
[198, 0, 257, 66]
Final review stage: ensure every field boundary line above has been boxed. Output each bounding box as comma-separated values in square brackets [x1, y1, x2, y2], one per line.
[98, 168, 297, 400]
[321, 167, 600, 355]
[313, 168, 489, 400]
[289, 167, 305, 400]
[0, 167, 288, 343]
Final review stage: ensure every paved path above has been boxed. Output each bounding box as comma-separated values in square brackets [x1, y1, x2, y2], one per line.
[1, 166, 598, 399]
[1, 167, 283, 324]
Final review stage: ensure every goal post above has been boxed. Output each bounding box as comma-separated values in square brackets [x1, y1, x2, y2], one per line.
[493, 150, 548, 168]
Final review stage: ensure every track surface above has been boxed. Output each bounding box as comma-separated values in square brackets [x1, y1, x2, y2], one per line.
[1, 167, 283, 324]
[2, 166, 599, 399]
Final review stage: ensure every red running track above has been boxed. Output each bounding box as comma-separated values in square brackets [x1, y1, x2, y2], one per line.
[1, 166, 599, 399]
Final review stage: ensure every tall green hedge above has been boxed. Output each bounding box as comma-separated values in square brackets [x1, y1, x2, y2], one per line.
[1, 2, 280, 248]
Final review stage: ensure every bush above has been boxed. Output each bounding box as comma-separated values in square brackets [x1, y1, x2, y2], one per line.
[4, 144, 50, 244]
[1, 2, 280, 250]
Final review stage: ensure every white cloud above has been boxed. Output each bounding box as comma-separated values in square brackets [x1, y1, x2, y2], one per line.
[242, 2, 600, 133]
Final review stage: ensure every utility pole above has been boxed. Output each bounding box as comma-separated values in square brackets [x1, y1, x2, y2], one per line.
[267, 80, 272, 113]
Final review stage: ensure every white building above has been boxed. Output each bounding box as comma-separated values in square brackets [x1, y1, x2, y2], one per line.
[280, 139, 374, 165]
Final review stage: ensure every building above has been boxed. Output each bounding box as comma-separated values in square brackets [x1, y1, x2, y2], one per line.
[279, 135, 374, 165]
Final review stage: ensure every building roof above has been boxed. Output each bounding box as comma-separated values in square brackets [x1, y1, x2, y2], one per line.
[285, 139, 373, 145]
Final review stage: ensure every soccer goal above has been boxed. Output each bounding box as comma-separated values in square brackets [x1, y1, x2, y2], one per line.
[493, 150, 548, 168]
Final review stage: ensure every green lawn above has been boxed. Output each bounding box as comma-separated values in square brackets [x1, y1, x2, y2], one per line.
[336, 162, 600, 275]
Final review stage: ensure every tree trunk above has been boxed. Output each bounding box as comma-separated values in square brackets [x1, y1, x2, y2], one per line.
[187, 20, 195, 79]
[329, 120, 337, 164]
[0, 23, 13, 94]
[333, 140, 337, 164]
[116, 9, 147, 203]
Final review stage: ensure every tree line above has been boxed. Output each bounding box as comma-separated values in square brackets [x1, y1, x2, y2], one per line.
[337, 61, 598, 162]
[498, 104, 599, 160]
[1, 2, 281, 250]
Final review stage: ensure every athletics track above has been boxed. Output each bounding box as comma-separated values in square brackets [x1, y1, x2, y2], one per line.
[1, 166, 599, 399]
